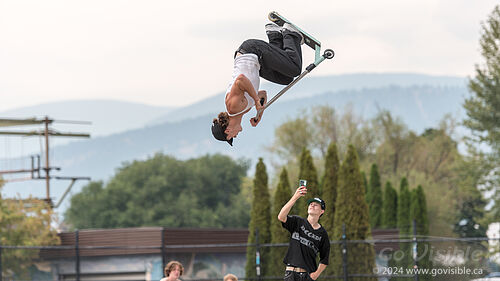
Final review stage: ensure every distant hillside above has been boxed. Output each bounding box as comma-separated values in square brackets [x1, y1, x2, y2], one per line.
[0, 99, 175, 136]
[151, 73, 467, 124]
[1, 78, 470, 213]
[0, 100, 175, 157]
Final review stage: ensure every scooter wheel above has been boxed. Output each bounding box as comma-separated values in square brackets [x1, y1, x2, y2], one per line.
[268, 12, 278, 22]
[324, 49, 335, 59]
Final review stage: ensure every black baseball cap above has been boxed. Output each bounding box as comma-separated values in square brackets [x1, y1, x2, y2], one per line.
[211, 122, 233, 146]
[307, 197, 326, 210]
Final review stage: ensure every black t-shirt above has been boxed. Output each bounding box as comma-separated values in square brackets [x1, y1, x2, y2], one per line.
[281, 215, 330, 273]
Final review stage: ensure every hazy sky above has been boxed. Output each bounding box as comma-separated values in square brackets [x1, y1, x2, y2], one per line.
[0, 0, 497, 112]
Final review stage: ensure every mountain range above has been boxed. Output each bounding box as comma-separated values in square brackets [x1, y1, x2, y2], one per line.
[0, 73, 470, 214]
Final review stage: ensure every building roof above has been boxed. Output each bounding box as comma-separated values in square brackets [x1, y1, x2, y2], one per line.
[40, 227, 399, 259]
[40, 227, 249, 259]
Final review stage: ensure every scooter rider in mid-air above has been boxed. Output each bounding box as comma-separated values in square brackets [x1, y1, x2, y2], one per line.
[211, 21, 304, 146]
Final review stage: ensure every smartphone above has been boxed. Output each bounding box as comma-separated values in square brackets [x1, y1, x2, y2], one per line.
[299, 179, 307, 187]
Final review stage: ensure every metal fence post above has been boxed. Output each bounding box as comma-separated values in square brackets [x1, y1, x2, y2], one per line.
[75, 230, 80, 281]
[162, 227, 166, 274]
[413, 219, 419, 281]
[342, 224, 348, 281]
[255, 228, 261, 281]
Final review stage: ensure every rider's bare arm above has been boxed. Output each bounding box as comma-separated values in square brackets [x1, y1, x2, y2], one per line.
[235, 74, 261, 109]
[277, 186, 307, 223]
[249, 90, 268, 127]
[257, 90, 267, 103]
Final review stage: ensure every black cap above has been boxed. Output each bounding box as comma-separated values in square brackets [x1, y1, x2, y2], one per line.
[307, 197, 326, 210]
[211, 122, 233, 146]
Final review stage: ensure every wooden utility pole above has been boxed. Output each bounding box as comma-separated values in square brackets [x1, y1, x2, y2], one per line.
[45, 116, 50, 200]
[0, 116, 91, 205]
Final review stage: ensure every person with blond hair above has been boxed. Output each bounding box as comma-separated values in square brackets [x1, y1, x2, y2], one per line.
[160, 261, 184, 281]
[223, 273, 238, 281]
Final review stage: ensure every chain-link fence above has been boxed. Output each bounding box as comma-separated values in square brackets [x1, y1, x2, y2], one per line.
[1, 227, 499, 281]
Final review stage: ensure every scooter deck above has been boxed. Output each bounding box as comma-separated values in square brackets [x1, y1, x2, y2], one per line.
[268, 11, 321, 50]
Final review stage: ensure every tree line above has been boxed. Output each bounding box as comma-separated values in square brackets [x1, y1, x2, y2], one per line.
[267, 107, 487, 239]
[65, 154, 252, 229]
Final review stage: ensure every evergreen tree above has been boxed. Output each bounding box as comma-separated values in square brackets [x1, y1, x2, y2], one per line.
[397, 178, 411, 234]
[269, 168, 292, 277]
[410, 186, 429, 236]
[453, 193, 487, 238]
[332, 145, 376, 281]
[245, 158, 272, 278]
[362, 171, 369, 204]
[298, 148, 319, 218]
[464, 6, 500, 218]
[321, 143, 340, 277]
[382, 181, 398, 228]
[410, 185, 432, 280]
[397, 177, 412, 270]
[382, 181, 399, 280]
[368, 164, 383, 228]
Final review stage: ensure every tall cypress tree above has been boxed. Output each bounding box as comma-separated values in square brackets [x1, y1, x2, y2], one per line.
[245, 158, 272, 278]
[269, 168, 292, 277]
[298, 148, 319, 218]
[321, 143, 340, 277]
[397, 177, 412, 270]
[397, 177, 411, 234]
[368, 164, 383, 228]
[362, 171, 369, 204]
[322, 142, 340, 233]
[410, 185, 429, 236]
[382, 181, 399, 279]
[382, 181, 398, 228]
[332, 145, 376, 281]
[410, 185, 432, 280]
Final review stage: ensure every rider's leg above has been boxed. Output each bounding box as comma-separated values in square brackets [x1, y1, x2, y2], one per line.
[262, 31, 296, 84]
[236, 31, 302, 85]
[266, 23, 283, 49]
[280, 29, 303, 72]
[260, 29, 303, 84]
